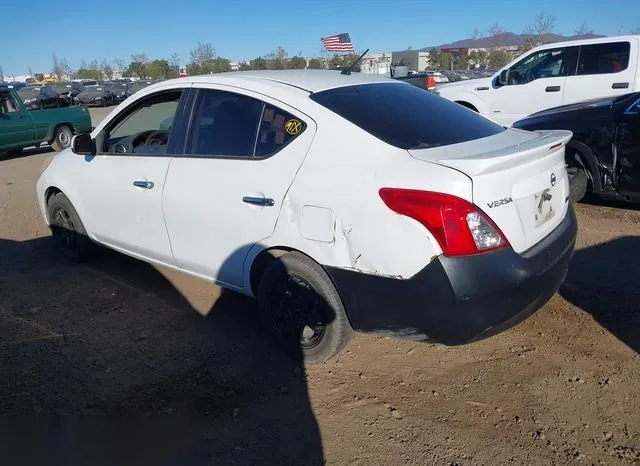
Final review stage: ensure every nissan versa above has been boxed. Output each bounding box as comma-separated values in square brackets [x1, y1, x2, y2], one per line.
[36, 70, 577, 363]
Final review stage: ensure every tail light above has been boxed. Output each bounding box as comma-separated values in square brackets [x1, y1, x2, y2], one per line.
[424, 76, 437, 90]
[379, 188, 509, 257]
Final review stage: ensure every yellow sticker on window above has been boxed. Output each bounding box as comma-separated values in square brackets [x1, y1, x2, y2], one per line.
[284, 119, 302, 135]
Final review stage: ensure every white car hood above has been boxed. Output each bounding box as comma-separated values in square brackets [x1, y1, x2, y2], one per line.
[436, 77, 492, 91]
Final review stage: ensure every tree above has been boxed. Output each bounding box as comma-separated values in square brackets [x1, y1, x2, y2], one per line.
[469, 49, 488, 68]
[187, 42, 216, 74]
[126, 62, 145, 78]
[112, 58, 126, 72]
[101, 59, 114, 80]
[59, 58, 73, 78]
[146, 59, 169, 79]
[328, 53, 360, 71]
[439, 52, 452, 70]
[573, 22, 595, 37]
[488, 49, 512, 69]
[306, 58, 323, 69]
[523, 12, 556, 50]
[52, 53, 64, 80]
[456, 54, 470, 70]
[287, 56, 307, 69]
[0, 64, 4, 82]
[238, 61, 251, 71]
[128, 53, 148, 78]
[428, 49, 441, 69]
[471, 28, 481, 40]
[169, 53, 181, 67]
[250, 57, 268, 70]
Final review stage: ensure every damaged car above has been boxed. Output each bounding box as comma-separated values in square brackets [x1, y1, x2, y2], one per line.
[74, 85, 116, 107]
[514, 92, 640, 203]
[36, 71, 577, 363]
[18, 85, 61, 109]
[52, 81, 85, 105]
[106, 81, 131, 102]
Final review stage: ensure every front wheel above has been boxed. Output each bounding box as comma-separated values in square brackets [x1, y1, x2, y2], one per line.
[51, 125, 73, 151]
[566, 151, 589, 203]
[48, 192, 96, 262]
[257, 252, 352, 364]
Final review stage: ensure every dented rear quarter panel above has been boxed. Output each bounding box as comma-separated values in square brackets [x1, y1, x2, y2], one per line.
[242, 105, 473, 290]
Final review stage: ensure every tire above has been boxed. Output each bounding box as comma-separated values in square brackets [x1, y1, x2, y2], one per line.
[568, 168, 588, 203]
[257, 252, 352, 364]
[47, 192, 96, 262]
[51, 125, 73, 152]
[566, 151, 589, 203]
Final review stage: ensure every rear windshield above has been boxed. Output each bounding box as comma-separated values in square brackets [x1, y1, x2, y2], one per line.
[310, 83, 504, 149]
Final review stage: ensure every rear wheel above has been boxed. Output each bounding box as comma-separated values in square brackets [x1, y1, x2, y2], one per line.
[48, 192, 96, 262]
[257, 252, 352, 364]
[51, 125, 73, 151]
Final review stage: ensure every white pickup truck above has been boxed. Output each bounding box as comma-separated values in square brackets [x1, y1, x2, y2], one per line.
[435, 35, 640, 126]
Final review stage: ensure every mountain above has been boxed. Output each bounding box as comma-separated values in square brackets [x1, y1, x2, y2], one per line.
[414, 32, 606, 52]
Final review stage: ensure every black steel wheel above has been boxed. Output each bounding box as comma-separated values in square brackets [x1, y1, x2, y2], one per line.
[258, 252, 352, 363]
[48, 192, 96, 262]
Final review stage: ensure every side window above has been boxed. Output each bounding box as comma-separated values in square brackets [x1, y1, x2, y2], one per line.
[0, 93, 20, 114]
[102, 90, 183, 155]
[577, 42, 630, 75]
[254, 104, 306, 157]
[185, 89, 262, 157]
[507, 47, 575, 85]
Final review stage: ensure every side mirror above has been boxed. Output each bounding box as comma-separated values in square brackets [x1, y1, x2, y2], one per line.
[71, 133, 96, 155]
[498, 69, 509, 86]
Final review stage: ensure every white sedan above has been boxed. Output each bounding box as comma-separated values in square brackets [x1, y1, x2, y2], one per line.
[36, 70, 577, 363]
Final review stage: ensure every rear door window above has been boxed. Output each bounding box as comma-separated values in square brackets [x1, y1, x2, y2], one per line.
[185, 89, 262, 157]
[310, 83, 504, 149]
[577, 42, 631, 75]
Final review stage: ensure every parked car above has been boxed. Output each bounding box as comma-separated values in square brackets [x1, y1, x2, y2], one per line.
[74, 86, 116, 107]
[106, 81, 131, 102]
[0, 87, 91, 155]
[17, 85, 61, 109]
[80, 80, 99, 87]
[36, 71, 577, 363]
[126, 79, 156, 97]
[1, 82, 28, 92]
[435, 35, 640, 126]
[513, 92, 640, 203]
[52, 81, 85, 105]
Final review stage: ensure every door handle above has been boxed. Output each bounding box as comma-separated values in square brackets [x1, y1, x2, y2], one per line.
[545, 86, 561, 92]
[133, 180, 154, 189]
[242, 196, 274, 207]
[612, 82, 629, 89]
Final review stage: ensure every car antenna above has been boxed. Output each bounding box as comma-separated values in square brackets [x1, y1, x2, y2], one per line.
[341, 49, 369, 75]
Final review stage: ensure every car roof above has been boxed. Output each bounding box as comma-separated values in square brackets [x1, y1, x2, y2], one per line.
[534, 34, 639, 51]
[184, 70, 397, 93]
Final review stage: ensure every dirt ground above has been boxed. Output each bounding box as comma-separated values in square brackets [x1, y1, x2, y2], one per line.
[0, 107, 639, 465]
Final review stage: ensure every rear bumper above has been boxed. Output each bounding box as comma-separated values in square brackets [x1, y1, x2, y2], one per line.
[326, 204, 577, 345]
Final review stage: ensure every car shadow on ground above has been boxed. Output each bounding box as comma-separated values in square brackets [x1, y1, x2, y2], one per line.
[0, 236, 326, 466]
[560, 236, 640, 354]
[581, 196, 640, 212]
[1, 146, 54, 161]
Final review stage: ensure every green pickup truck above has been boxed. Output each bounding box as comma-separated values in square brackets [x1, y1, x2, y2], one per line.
[0, 86, 92, 156]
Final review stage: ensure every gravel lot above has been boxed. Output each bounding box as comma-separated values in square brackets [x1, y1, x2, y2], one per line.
[0, 106, 639, 465]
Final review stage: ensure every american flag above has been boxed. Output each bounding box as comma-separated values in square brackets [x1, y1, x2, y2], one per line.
[321, 33, 354, 52]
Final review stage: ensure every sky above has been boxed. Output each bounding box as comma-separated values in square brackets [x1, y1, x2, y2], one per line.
[1, 0, 639, 76]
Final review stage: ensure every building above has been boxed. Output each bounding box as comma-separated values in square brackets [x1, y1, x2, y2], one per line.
[390, 50, 430, 72]
[359, 52, 392, 75]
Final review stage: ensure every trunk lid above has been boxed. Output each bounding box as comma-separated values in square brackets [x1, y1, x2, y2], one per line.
[408, 128, 573, 253]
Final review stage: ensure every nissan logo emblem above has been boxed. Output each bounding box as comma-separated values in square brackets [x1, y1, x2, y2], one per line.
[550, 173, 556, 187]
